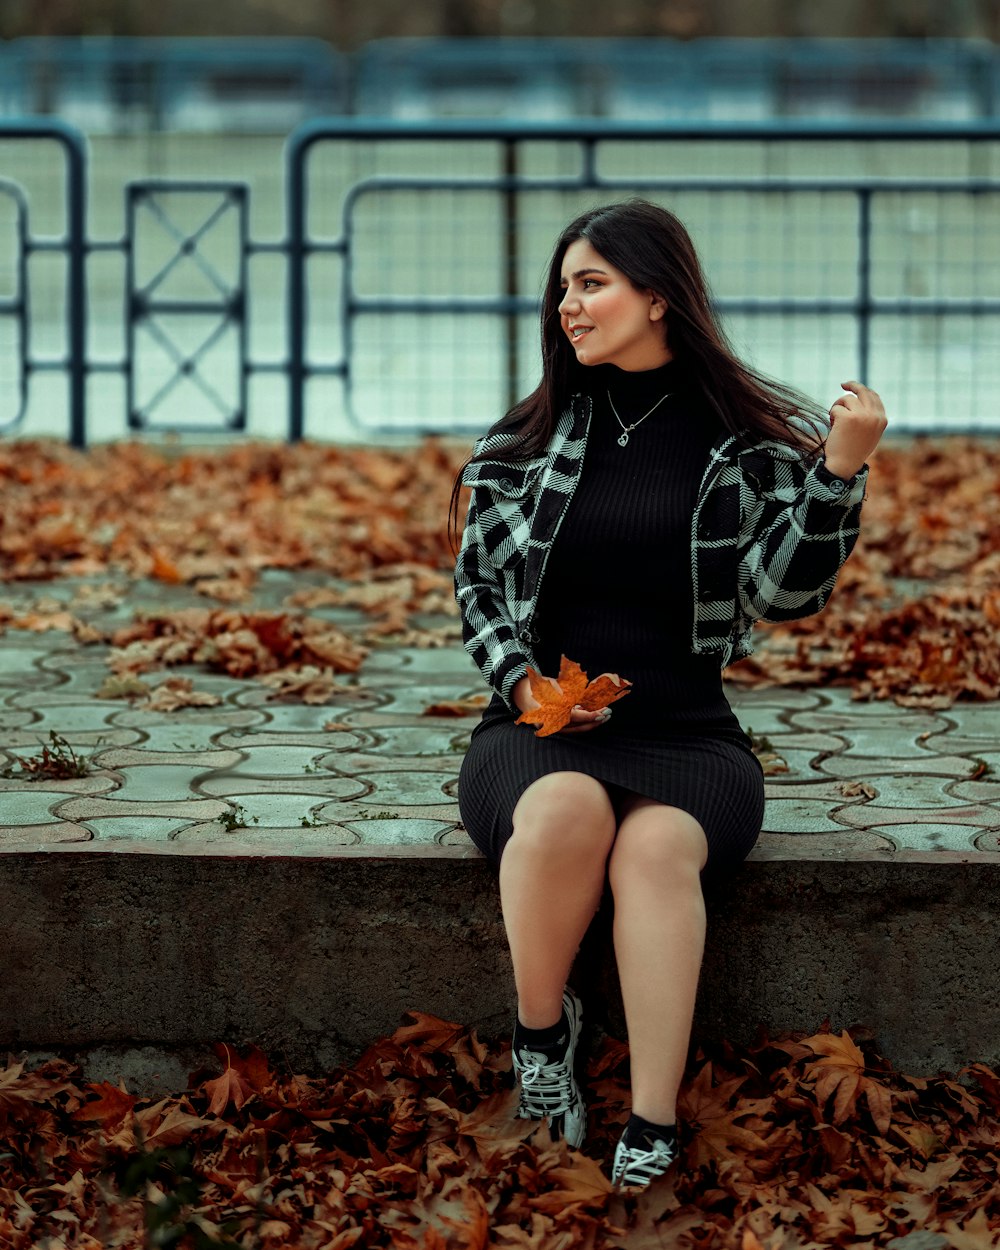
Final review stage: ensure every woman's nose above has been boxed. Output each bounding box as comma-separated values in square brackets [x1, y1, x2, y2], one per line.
[558, 289, 577, 317]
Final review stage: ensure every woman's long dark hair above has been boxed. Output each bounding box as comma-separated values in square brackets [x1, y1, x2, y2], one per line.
[448, 197, 829, 554]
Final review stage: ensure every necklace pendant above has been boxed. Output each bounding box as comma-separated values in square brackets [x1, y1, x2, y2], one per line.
[617, 432, 629, 447]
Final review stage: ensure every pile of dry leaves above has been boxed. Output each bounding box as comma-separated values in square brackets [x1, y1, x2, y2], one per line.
[3, 1013, 999, 1249]
[0, 434, 997, 707]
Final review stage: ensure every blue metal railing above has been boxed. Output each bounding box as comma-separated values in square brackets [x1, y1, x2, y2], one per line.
[2, 117, 999, 445]
[0, 119, 88, 446]
[285, 118, 1000, 441]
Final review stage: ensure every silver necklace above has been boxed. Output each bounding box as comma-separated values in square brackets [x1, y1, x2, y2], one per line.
[607, 390, 672, 447]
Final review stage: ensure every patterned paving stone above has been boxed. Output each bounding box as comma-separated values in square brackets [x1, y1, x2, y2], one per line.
[0, 646, 57, 674]
[251, 703, 364, 732]
[758, 780, 874, 803]
[77, 816, 197, 841]
[438, 827, 476, 848]
[107, 708, 268, 750]
[924, 736, 1000, 757]
[974, 829, 1000, 851]
[820, 727, 952, 759]
[373, 685, 476, 716]
[1, 728, 141, 750]
[816, 688, 942, 717]
[761, 798, 858, 836]
[787, 708, 947, 737]
[748, 732, 848, 782]
[834, 804, 1000, 831]
[880, 825, 989, 853]
[817, 754, 976, 779]
[940, 705, 1000, 738]
[173, 822, 359, 847]
[314, 751, 456, 774]
[109, 708, 266, 729]
[727, 684, 824, 709]
[389, 647, 481, 676]
[0, 821, 92, 845]
[36, 655, 118, 695]
[245, 690, 387, 720]
[355, 649, 411, 673]
[2, 704, 131, 731]
[0, 789, 90, 825]
[731, 708, 797, 736]
[195, 793, 359, 828]
[363, 772, 458, 806]
[202, 745, 334, 777]
[213, 730, 374, 752]
[364, 725, 471, 757]
[344, 818, 456, 846]
[199, 775, 369, 800]
[94, 748, 243, 771]
[0, 774, 120, 796]
[948, 779, 1000, 802]
[856, 775, 975, 809]
[57, 795, 228, 821]
[89, 764, 234, 804]
[0, 710, 36, 729]
[310, 800, 461, 824]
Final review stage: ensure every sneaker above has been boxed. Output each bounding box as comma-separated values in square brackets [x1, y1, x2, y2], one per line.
[511, 986, 586, 1149]
[611, 1125, 679, 1190]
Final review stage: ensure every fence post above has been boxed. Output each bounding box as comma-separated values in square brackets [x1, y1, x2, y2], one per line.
[856, 186, 872, 385]
[285, 123, 311, 444]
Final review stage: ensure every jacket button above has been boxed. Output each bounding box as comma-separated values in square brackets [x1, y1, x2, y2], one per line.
[500, 478, 513, 491]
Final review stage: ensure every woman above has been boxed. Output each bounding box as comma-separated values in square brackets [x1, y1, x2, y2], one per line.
[448, 199, 886, 1190]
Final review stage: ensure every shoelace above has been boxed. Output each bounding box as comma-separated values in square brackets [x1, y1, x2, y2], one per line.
[616, 1137, 678, 1186]
[516, 1052, 576, 1115]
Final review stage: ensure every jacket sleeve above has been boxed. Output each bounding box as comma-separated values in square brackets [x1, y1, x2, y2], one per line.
[453, 465, 536, 715]
[736, 451, 868, 623]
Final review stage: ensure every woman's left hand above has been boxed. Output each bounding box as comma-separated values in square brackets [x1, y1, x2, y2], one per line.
[823, 381, 888, 479]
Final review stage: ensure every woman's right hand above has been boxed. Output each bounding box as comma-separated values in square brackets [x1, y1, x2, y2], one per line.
[512, 673, 618, 733]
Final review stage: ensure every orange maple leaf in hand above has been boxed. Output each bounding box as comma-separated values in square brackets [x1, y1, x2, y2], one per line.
[514, 654, 632, 737]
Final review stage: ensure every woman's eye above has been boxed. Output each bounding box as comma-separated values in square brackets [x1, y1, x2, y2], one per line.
[583, 279, 602, 289]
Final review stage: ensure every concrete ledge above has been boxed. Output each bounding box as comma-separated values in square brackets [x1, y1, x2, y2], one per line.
[5, 843, 1000, 1087]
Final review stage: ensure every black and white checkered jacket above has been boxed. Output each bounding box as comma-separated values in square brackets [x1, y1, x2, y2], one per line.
[454, 392, 868, 714]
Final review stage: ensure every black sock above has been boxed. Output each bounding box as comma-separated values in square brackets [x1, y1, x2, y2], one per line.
[513, 1013, 567, 1054]
[623, 1113, 678, 1150]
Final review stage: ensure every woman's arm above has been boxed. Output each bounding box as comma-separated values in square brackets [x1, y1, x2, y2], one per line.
[453, 483, 536, 714]
[737, 381, 887, 624]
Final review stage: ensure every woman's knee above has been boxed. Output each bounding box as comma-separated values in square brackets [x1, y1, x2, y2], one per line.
[510, 772, 617, 856]
[608, 809, 708, 892]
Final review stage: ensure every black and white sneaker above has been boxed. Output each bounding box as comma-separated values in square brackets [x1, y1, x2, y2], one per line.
[611, 1121, 679, 1190]
[511, 986, 586, 1149]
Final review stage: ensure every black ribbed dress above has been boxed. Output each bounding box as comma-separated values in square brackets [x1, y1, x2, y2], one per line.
[457, 358, 765, 888]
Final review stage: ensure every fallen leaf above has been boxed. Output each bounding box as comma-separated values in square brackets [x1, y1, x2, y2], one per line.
[514, 655, 632, 737]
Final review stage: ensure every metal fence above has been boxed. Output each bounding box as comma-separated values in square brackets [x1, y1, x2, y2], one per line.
[2, 118, 999, 446]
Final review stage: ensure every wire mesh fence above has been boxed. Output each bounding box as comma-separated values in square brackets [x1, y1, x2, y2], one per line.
[1, 119, 998, 444]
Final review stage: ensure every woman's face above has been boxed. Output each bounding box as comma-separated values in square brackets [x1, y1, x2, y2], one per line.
[557, 237, 670, 371]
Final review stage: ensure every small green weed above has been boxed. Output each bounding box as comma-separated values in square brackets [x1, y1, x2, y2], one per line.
[2, 731, 99, 780]
[219, 803, 260, 831]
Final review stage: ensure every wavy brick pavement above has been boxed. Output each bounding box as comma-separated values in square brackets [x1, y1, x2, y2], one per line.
[2, 571, 999, 864]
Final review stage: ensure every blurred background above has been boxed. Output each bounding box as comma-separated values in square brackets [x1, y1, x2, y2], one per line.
[1, 1, 999, 444]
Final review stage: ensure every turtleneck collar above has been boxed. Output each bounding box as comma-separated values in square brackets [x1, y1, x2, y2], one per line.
[588, 356, 690, 409]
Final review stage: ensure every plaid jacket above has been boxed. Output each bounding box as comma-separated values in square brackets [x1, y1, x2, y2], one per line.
[454, 392, 868, 714]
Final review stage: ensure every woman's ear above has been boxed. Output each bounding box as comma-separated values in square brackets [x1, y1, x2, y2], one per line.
[648, 291, 668, 322]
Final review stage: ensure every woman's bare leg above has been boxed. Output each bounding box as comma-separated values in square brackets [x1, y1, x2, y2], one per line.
[606, 797, 708, 1123]
[499, 771, 618, 1028]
